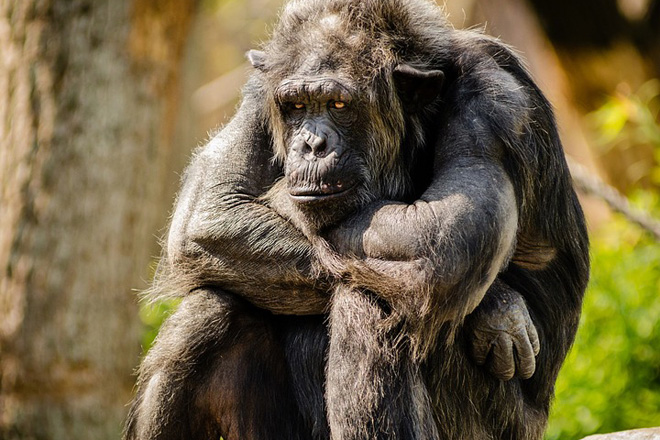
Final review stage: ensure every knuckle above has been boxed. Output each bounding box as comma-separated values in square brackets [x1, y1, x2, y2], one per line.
[518, 359, 536, 379]
[493, 363, 515, 381]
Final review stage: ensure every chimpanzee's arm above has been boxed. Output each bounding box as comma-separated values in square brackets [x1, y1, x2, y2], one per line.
[325, 67, 530, 356]
[162, 79, 329, 315]
[328, 152, 518, 352]
[334, 152, 517, 303]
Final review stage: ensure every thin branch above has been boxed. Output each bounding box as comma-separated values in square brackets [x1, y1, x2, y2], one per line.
[567, 157, 660, 241]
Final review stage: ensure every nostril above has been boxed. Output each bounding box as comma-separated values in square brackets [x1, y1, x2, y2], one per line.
[308, 136, 327, 156]
[299, 130, 328, 157]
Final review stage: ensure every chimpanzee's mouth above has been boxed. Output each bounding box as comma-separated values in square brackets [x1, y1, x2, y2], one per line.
[289, 181, 357, 203]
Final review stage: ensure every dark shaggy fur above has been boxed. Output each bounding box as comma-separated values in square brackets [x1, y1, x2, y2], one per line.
[124, 1, 589, 439]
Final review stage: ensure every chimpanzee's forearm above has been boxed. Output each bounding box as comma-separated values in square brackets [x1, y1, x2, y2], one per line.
[328, 157, 517, 314]
[162, 82, 330, 315]
[324, 114, 520, 356]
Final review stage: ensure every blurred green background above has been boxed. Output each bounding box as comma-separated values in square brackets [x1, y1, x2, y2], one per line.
[546, 81, 660, 439]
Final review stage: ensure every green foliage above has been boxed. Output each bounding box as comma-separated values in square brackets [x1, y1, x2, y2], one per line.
[588, 80, 660, 152]
[546, 203, 660, 439]
[588, 80, 660, 187]
[547, 81, 660, 439]
[139, 298, 181, 352]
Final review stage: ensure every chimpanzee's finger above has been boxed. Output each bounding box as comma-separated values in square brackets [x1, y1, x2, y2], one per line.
[513, 327, 536, 380]
[489, 334, 515, 381]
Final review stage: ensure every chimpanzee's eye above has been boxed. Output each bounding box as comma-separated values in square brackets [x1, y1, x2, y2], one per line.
[331, 101, 346, 109]
[293, 102, 305, 110]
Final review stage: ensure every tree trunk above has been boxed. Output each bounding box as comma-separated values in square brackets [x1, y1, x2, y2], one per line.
[0, 0, 195, 438]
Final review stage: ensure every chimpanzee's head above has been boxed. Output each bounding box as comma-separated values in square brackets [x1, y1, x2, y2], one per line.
[248, 0, 445, 226]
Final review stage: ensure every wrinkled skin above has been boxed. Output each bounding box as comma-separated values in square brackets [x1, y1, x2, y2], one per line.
[124, 1, 589, 439]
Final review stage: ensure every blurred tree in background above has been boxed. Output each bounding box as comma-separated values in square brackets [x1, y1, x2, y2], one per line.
[0, 0, 195, 438]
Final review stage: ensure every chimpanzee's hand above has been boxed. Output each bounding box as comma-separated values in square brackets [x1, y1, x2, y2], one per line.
[466, 283, 540, 381]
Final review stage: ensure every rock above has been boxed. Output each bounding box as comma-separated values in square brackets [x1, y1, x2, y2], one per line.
[582, 428, 660, 439]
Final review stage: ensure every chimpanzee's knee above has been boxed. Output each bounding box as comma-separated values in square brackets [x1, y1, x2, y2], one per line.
[124, 289, 304, 440]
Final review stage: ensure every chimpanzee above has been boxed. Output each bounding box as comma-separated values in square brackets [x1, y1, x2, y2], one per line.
[123, 0, 589, 439]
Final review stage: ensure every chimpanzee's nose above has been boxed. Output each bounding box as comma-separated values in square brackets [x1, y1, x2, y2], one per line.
[305, 131, 327, 157]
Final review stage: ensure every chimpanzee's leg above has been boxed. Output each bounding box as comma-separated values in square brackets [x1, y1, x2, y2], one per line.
[281, 315, 331, 439]
[423, 278, 549, 440]
[325, 285, 439, 440]
[123, 289, 307, 440]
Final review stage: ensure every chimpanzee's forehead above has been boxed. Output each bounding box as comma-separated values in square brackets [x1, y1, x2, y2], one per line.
[275, 77, 355, 103]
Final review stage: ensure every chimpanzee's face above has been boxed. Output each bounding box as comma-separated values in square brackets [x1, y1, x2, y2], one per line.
[247, 40, 445, 226]
[274, 76, 367, 210]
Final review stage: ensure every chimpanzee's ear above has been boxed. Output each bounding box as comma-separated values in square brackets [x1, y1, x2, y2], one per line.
[393, 64, 445, 111]
[246, 50, 268, 71]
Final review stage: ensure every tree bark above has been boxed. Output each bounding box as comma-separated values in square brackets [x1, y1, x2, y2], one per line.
[0, 0, 194, 438]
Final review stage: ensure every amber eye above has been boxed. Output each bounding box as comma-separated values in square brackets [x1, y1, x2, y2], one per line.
[293, 102, 305, 110]
[331, 101, 346, 109]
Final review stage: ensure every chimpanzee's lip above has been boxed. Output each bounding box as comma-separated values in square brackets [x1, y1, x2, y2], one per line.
[289, 182, 357, 203]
